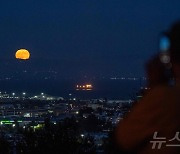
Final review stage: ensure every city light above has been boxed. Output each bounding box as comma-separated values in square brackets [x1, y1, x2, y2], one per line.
[76, 84, 93, 91]
[86, 84, 92, 88]
[81, 134, 84, 137]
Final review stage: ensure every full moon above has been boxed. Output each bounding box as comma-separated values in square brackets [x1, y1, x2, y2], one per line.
[15, 49, 30, 60]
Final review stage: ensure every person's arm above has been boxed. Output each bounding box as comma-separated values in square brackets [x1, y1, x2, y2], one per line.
[115, 87, 164, 151]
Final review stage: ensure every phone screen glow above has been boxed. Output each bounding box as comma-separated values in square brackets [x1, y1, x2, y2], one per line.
[160, 36, 170, 51]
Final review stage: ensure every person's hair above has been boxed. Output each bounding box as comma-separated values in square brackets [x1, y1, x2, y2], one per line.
[169, 21, 180, 63]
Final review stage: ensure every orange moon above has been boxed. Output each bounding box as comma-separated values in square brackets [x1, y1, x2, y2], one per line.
[15, 49, 30, 60]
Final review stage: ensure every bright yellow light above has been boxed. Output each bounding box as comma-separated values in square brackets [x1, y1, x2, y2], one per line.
[15, 49, 30, 60]
[86, 84, 92, 88]
[76, 84, 93, 91]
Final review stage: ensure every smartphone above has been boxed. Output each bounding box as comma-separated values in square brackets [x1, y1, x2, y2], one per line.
[159, 35, 171, 64]
[159, 34, 174, 85]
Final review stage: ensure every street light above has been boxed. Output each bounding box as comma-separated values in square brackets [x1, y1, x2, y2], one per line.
[22, 93, 26, 99]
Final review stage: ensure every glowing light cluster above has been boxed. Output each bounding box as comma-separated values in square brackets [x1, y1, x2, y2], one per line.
[76, 84, 93, 91]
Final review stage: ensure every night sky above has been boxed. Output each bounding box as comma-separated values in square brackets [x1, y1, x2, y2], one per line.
[0, 0, 180, 79]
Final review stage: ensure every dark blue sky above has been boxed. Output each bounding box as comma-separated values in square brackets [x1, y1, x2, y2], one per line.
[0, 0, 180, 79]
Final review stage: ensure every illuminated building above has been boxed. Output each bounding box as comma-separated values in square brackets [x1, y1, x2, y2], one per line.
[76, 84, 93, 91]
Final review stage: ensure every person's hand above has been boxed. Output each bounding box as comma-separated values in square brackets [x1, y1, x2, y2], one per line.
[145, 55, 169, 88]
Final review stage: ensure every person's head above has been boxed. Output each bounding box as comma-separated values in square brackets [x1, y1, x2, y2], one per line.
[169, 21, 180, 78]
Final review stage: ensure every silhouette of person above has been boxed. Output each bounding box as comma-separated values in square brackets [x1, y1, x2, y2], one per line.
[115, 21, 180, 154]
